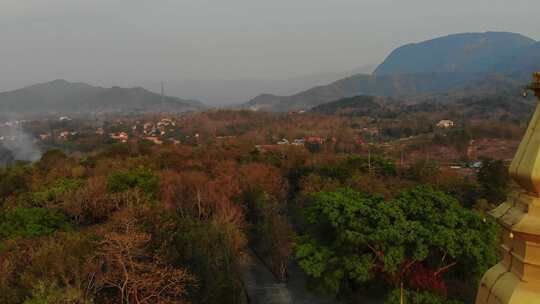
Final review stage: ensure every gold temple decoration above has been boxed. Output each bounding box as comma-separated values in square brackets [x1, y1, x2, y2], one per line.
[476, 72, 540, 304]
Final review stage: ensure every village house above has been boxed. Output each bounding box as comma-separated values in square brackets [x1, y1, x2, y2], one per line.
[436, 119, 455, 129]
[110, 132, 129, 143]
[157, 118, 176, 136]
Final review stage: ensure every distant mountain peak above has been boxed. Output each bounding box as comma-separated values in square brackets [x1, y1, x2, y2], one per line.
[374, 31, 536, 75]
[243, 32, 540, 112]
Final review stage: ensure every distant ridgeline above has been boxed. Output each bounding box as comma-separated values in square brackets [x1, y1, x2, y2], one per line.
[0, 79, 205, 116]
[310, 94, 535, 124]
[245, 32, 540, 112]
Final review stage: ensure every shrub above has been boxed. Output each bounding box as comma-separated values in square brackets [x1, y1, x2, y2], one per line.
[31, 178, 84, 205]
[0, 207, 71, 240]
[107, 167, 159, 198]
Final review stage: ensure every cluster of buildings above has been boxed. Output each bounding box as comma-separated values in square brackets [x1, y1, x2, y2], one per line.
[275, 136, 327, 146]
[256, 135, 354, 153]
[107, 118, 180, 145]
[139, 118, 176, 137]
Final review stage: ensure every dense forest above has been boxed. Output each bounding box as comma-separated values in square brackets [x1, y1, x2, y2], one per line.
[0, 110, 510, 303]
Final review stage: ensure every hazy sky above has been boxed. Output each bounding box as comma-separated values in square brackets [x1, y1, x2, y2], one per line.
[1, 0, 539, 102]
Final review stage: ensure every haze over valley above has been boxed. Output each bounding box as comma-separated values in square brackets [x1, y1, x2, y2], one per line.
[2, 2, 540, 304]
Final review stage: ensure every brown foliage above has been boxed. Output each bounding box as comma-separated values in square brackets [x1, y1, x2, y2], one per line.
[0, 240, 36, 302]
[94, 210, 195, 304]
[346, 174, 413, 200]
[238, 163, 287, 200]
[61, 176, 114, 224]
[299, 173, 340, 194]
[0, 235, 97, 304]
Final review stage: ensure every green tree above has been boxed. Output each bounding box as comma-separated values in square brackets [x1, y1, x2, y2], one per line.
[295, 186, 498, 301]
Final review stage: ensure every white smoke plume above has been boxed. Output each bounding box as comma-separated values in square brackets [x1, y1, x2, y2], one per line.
[0, 121, 42, 163]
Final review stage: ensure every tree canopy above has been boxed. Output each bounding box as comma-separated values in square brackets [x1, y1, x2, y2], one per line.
[295, 186, 499, 301]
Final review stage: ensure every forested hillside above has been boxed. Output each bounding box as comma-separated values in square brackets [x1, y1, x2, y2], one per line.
[0, 109, 515, 303]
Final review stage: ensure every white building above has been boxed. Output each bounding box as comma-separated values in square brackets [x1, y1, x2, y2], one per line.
[436, 120, 455, 129]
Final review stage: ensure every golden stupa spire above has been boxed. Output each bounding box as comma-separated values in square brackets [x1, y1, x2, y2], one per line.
[476, 72, 540, 304]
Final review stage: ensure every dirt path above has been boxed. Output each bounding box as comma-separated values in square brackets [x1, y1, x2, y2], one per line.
[240, 251, 339, 304]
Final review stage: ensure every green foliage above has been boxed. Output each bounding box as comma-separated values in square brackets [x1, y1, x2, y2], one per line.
[0, 163, 30, 203]
[385, 289, 463, 304]
[31, 178, 84, 205]
[295, 186, 499, 298]
[107, 167, 159, 198]
[393, 187, 499, 278]
[345, 155, 397, 176]
[0, 207, 71, 240]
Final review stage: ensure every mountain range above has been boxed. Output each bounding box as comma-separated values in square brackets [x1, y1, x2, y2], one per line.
[0, 79, 204, 118]
[245, 32, 540, 112]
[2, 31, 539, 116]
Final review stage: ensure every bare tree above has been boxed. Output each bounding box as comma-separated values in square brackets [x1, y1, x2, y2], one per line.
[94, 211, 195, 304]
